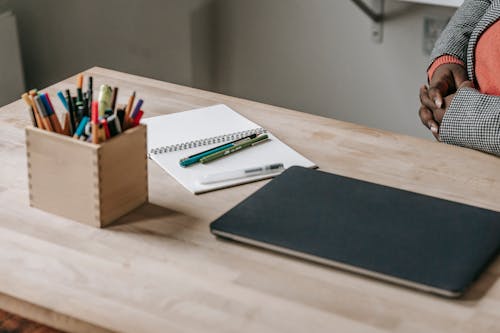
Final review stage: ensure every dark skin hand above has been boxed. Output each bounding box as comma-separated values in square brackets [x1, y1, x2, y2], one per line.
[418, 63, 469, 140]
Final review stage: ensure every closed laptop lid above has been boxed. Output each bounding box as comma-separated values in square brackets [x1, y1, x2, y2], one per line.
[210, 166, 500, 297]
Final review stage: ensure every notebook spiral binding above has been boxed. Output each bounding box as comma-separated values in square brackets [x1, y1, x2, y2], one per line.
[149, 127, 267, 155]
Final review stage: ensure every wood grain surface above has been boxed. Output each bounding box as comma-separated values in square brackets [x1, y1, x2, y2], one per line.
[0, 67, 499, 333]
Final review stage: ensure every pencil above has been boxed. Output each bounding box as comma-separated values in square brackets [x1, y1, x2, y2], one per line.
[43, 93, 64, 134]
[62, 112, 70, 135]
[125, 91, 135, 118]
[77, 74, 83, 89]
[21, 93, 39, 127]
[34, 95, 54, 132]
[27, 91, 45, 130]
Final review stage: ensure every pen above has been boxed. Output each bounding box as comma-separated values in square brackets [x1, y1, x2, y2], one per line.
[57, 91, 68, 111]
[91, 101, 99, 144]
[132, 110, 144, 126]
[116, 107, 126, 129]
[106, 114, 122, 137]
[179, 134, 257, 167]
[73, 116, 89, 138]
[130, 99, 143, 119]
[87, 76, 93, 109]
[200, 134, 269, 164]
[101, 119, 111, 139]
[185, 134, 257, 159]
[110, 86, 118, 112]
[200, 163, 285, 185]
[65, 89, 76, 131]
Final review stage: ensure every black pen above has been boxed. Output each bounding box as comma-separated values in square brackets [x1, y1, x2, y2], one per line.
[87, 76, 93, 111]
[65, 89, 77, 134]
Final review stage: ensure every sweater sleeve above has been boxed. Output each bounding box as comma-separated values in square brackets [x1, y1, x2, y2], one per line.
[439, 87, 500, 156]
[429, 0, 491, 67]
[427, 55, 465, 82]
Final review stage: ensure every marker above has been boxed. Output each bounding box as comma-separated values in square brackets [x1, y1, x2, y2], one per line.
[200, 163, 285, 185]
[116, 107, 125, 129]
[73, 116, 89, 138]
[98, 85, 112, 117]
[91, 101, 99, 144]
[106, 114, 122, 137]
[101, 118, 111, 139]
[179, 134, 257, 168]
[200, 134, 269, 164]
[130, 99, 143, 119]
[86, 76, 93, 111]
[65, 89, 76, 133]
[83, 121, 92, 139]
[56, 91, 68, 111]
[132, 110, 144, 126]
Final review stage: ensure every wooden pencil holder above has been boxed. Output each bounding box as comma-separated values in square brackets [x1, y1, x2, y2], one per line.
[25, 124, 148, 228]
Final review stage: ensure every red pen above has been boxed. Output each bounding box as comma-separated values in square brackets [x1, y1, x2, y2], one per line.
[133, 110, 144, 127]
[91, 101, 99, 144]
[101, 119, 111, 139]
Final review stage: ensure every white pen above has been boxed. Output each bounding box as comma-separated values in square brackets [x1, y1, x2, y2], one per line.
[200, 163, 285, 185]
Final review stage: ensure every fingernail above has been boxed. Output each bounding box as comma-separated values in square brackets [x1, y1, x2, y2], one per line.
[434, 99, 442, 108]
[430, 126, 438, 133]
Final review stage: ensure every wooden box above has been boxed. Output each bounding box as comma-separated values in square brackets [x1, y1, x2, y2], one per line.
[26, 125, 148, 228]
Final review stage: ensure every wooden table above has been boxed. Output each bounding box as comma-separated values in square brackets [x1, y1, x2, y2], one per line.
[1, 67, 499, 333]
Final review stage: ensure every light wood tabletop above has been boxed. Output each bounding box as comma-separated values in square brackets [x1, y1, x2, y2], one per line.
[1, 67, 499, 333]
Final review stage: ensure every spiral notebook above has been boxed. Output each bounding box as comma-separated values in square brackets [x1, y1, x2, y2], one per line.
[141, 104, 316, 194]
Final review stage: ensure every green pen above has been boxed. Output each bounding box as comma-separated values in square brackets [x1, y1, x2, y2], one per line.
[200, 134, 269, 164]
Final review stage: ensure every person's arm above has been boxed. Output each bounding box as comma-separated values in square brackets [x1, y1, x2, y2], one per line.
[440, 87, 500, 156]
[420, 0, 491, 139]
[429, 0, 491, 66]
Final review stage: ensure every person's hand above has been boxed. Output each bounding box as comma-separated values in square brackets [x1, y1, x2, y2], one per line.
[419, 80, 473, 140]
[427, 63, 468, 108]
[418, 63, 467, 139]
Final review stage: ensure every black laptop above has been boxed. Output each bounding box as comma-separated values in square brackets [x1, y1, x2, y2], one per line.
[210, 166, 500, 297]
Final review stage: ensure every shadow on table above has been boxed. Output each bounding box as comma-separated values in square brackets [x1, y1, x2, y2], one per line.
[104, 202, 203, 240]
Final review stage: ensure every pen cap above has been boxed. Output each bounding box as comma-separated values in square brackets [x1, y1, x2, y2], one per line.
[98, 85, 113, 117]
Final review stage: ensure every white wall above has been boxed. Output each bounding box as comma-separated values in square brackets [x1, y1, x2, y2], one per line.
[211, 0, 457, 138]
[0, 0, 457, 139]
[0, 0, 214, 89]
[0, 11, 24, 106]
